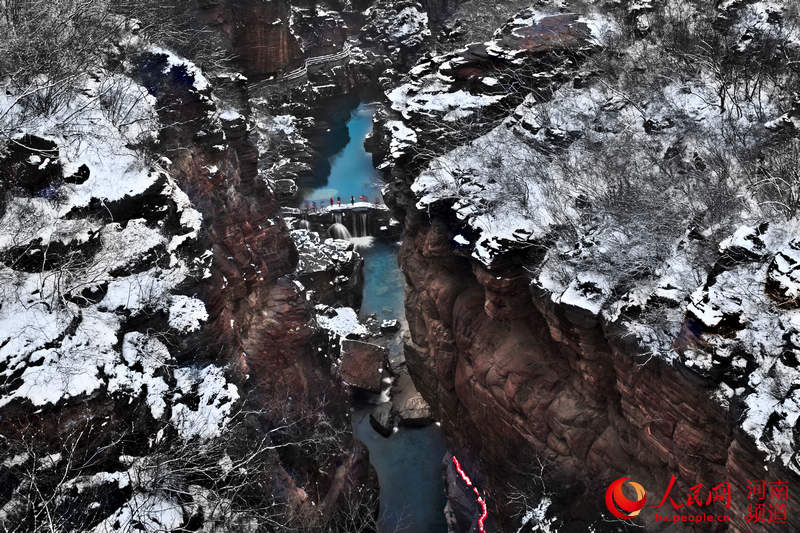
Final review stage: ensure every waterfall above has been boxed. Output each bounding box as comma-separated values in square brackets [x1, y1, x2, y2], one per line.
[297, 219, 311, 230]
[329, 223, 351, 240]
[334, 212, 342, 224]
[359, 213, 368, 237]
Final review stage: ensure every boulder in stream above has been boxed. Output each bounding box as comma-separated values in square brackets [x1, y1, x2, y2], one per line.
[340, 339, 386, 392]
[392, 371, 433, 426]
[380, 318, 399, 332]
[369, 402, 395, 437]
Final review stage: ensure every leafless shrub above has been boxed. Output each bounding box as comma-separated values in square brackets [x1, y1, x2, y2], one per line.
[0, 0, 233, 143]
[113, 1, 236, 73]
[441, 0, 532, 45]
[746, 137, 800, 220]
[0, 1, 127, 118]
[0, 402, 378, 533]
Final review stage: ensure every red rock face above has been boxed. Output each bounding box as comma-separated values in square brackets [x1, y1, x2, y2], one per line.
[170, 137, 324, 399]
[198, 0, 302, 78]
[340, 340, 386, 392]
[147, 63, 323, 402]
[400, 215, 800, 532]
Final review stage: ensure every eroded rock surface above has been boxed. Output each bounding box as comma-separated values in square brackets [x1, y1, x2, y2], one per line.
[340, 339, 387, 392]
[381, 2, 800, 531]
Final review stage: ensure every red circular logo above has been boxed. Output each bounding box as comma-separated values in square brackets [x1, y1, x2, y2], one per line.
[605, 478, 647, 519]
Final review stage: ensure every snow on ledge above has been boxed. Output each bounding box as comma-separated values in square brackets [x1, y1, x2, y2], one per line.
[315, 306, 368, 338]
[170, 365, 240, 441]
[168, 295, 209, 334]
[149, 46, 210, 92]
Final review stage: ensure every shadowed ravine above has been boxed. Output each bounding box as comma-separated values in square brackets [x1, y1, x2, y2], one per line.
[304, 103, 448, 533]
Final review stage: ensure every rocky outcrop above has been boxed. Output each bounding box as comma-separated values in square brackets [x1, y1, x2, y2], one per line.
[377, 3, 800, 529]
[360, 1, 431, 66]
[340, 339, 386, 392]
[400, 213, 800, 532]
[382, 10, 596, 166]
[290, 228, 363, 308]
[370, 402, 395, 436]
[198, 0, 303, 78]
[140, 48, 326, 401]
[392, 369, 434, 426]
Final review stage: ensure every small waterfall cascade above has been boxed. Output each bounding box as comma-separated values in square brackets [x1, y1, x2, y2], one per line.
[348, 211, 370, 238]
[297, 219, 311, 230]
[358, 213, 368, 237]
[334, 212, 343, 224]
[329, 223, 352, 240]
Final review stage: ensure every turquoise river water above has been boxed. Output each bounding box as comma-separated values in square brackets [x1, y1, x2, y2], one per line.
[305, 103, 448, 533]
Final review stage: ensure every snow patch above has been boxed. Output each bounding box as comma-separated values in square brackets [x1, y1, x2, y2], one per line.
[168, 295, 209, 334]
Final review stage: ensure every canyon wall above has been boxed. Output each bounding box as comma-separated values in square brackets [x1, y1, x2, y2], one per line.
[162, 96, 322, 400]
[399, 213, 800, 532]
[198, 0, 303, 78]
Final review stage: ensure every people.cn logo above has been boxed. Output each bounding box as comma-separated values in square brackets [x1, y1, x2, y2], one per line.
[605, 478, 647, 519]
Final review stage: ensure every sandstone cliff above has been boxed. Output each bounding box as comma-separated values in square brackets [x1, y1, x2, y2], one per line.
[379, 2, 800, 531]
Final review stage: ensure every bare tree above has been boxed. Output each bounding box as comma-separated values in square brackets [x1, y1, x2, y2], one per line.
[746, 138, 800, 220]
[1, 401, 381, 533]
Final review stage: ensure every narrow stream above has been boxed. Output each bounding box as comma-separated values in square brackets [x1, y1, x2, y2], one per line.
[353, 409, 447, 533]
[305, 103, 448, 533]
[300, 104, 381, 206]
[358, 240, 405, 322]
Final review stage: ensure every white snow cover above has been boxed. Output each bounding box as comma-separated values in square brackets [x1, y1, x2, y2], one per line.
[0, 67, 239, 443]
[97, 73, 160, 145]
[387, 5, 429, 41]
[149, 46, 211, 92]
[388, 79, 505, 121]
[1, 96, 156, 215]
[0, 307, 120, 408]
[767, 240, 800, 300]
[168, 295, 209, 333]
[678, 220, 800, 473]
[66, 453, 253, 532]
[579, 12, 620, 45]
[386, 119, 417, 159]
[92, 493, 183, 533]
[315, 306, 368, 337]
[403, 3, 800, 476]
[729, 1, 800, 53]
[517, 496, 558, 533]
[170, 365, 240, 440]
[410, 56, 775, 267]
[719, 224, 768, 255]
[219, 109, 243, 121]
[557, 272, 611, 315]
[109, 333, 171, 419]
[291, 228, 357, 275]
[363, 1, 431, 48]
[411, 121, 560, 265]
[101, 219, 165, 271]
[271, 114, 298, 135]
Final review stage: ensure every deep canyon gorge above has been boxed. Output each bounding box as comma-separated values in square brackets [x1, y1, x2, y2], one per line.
[2, 1, 800, 532]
